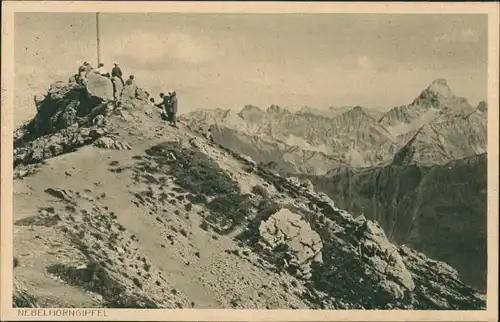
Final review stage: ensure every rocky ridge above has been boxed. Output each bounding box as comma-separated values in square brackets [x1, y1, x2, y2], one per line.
[181, 104, 399, 171]
[181, 79, 485, 173]
[12, 73, 486, 309]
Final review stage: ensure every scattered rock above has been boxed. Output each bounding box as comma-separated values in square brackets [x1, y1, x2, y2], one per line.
[239, 154, 257, 167]
[93, 137, 132, 150]
[44, 188, 74, 203]
[92, 115, 107, 127]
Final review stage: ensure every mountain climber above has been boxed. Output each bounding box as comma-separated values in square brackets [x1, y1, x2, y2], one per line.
[83, 62, 93, 74]
[111, 63, 125, 86]
[203, 127, 214, 143]
[97, 63, 110, 77]
[168, 91, 178, 128]
[155, 93, 170, 121]
[78, 62, 92, 75]
[125, 75, 135, 86]
[77, 62, 92, 85]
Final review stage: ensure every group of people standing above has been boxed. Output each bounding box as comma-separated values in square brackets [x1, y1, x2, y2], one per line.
[76, 62, 134, 87]
[75, 61, 179, 127]
[152, 91, 178, 128]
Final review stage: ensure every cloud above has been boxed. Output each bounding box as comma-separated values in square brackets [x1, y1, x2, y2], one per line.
[106, 30, 211, 67]
[434, 28, 480, 43]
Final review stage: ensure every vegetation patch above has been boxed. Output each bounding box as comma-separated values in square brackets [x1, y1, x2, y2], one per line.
[13, 288, 41, 308]
[143, 141, 239, 197]
[251, 184, 270, 198]
[14, 213, 61, 227]
[46, 261, 158, 308]
[235, 198, 282, 245]
[203, 193, 255, 234]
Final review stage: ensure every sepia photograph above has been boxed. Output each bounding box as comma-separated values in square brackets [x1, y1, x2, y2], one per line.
[1, 1, 499, 321]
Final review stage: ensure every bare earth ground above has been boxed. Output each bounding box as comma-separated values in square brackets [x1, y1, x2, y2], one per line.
[13, 106, 310, 309]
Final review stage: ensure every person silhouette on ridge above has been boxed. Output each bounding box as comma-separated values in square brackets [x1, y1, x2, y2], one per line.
[168, 91, 178, 128]
[111, 63, 125, 86]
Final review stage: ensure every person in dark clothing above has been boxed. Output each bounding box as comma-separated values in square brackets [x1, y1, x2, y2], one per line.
[111, 63, 125, 86]
[125, 75, 135, 86]
[97, 63, 111, 78]
[168, 91, 178, 128]
[155, 93, 170, 121]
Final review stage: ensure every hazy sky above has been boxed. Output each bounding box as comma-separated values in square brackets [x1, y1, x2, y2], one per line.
[14, 13, 488, 125]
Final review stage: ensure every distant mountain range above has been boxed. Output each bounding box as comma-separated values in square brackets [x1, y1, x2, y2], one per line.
[180, 78, 486, 173]
[180, 78, 488, 291]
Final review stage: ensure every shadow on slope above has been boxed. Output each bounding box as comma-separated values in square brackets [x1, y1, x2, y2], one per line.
[136, 141, 254, 234]
[306, 153, 487, 292]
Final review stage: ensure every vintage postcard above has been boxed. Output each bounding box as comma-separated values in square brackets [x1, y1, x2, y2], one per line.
[1, 1, 499, 321]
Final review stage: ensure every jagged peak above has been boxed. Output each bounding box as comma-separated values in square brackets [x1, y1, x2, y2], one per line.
[339, 105, 373, 120]
[427, 78, 455, 97]
[266, 104, 289, 113]
[476, 100, 487, 112]
[414, 78, 456, 103]
[240, 104, 263, 114]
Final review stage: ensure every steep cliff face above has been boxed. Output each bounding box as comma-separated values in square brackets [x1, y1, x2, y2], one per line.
[392, 110, 487, 166]
[306, 153, 487, 292]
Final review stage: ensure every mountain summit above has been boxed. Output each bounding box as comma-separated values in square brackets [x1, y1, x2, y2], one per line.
[416, 78, 456, 102]
[379, 78, 475, 135]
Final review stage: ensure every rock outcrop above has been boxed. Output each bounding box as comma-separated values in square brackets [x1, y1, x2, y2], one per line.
[358, 220, 415, 297]
[258, 208, 323, 279]
[14, 125, 108, 167]
[13, 71, 143, 168]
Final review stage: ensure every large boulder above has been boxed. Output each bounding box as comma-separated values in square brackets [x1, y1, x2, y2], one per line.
[86, 73, 114, 102]
[259, 208, 323, 278]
